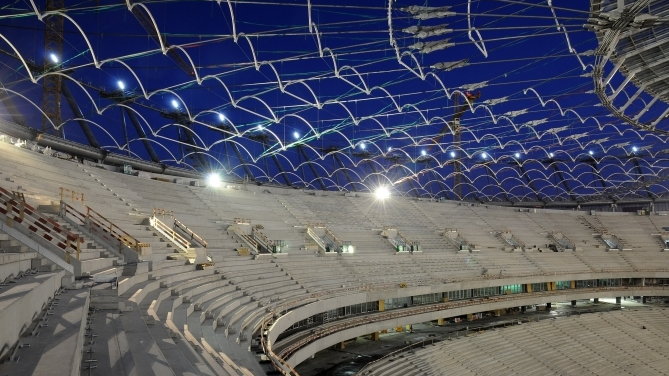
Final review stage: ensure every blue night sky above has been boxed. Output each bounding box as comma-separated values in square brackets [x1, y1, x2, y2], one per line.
[0, 0, 667, 202]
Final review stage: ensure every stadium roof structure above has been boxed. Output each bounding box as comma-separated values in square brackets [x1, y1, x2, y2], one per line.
[0, 0, 668, 203]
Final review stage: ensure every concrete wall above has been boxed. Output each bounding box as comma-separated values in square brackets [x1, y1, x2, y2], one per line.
[0, 252, 37, 281]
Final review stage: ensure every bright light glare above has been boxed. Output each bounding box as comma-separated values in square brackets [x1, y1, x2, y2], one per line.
[450, 151, 456, 158]
[387, 146, 392, 152]
[117, 80, 126, 90]
[49, 52, 59, 64]
[218, 113, 226, 122]
[549, 152, 554, 158]
[588, 150, 594, 156]
[293, 131, 300, 139]
[374, 186, 391, 200]
[514, 152, 521, 159]
[481, 152, 488, 159]
[420, 149, 427, 156]
[206, 172, 222, 188]
[360, 143, 366, 150]
[171, 99, 180, 109]
[631, 146, 638, 153]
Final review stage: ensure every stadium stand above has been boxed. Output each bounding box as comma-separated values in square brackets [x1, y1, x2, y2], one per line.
[0, 141, 667, 375]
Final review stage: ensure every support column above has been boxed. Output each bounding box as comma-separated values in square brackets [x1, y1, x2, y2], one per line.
[370, 332, 380, 341]
[642, 296, 648, 304]
[546, 303, 551, 310]
[593, 298, 599, 303]
[378, 300, 385, 312]
[521, 306, 526, 313]
[616, 297, 621, 305]
[437, 318, 445, 326]
[571, 300, 576, 307]
[336, 341, 346, 350]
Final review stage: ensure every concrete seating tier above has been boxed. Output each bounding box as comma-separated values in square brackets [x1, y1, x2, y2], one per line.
[524, 252, 594, 274]
[530, 211, 602, 250]
[471, 206, 549, 247]
[275, 255, 360, 292]
[0, 270, 65, 361]
[472, 251, 542, 277]
[574, 251, 636, 272]
[362, 309, 669, 376]
[618, 250, 668, 271]
[0, 288, 89, 376]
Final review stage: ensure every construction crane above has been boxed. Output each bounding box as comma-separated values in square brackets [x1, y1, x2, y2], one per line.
[420, 91, 480, 199]
[42, 0, 64, 136]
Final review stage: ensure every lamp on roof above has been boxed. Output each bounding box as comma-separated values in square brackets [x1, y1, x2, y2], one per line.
[374, 185, 391, 200]
[206, 172, 222, 188]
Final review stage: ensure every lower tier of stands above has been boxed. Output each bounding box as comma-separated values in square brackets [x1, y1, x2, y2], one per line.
[360, 308, 669, 376]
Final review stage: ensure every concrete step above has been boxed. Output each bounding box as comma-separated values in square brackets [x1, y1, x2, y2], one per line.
[81, 258, 117, 275]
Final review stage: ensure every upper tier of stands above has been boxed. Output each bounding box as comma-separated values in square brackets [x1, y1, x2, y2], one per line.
[1, 142, 666, 282]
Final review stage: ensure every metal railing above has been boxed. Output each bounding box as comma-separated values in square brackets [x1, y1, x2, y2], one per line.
[150, 215, 191, 253]
[252, 226, 274, 252]
[261, 319, 301, 376]
[0, 186, 81, 261]
[550, 232, 575, 250]
[174, 217, 208, 248]
[308, 226, 351, 253]
[59, 186, 85, 203]
[307, 227, 327, 251]
[153, 208, 208, 249]
[60, 200, 148, 253]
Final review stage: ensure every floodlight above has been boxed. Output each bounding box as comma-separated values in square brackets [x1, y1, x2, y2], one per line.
[218, 113, 226, 122]
[514, 152, 521, 159]
[481, 152, 488, 159]
[293, 131, 300, 139]
[360, 143, 366, 150]
[449, 151, 456, 158]
[171, 99, 180, 109]
[631, 146, 638, 153]
[420, 149, 427, 156]
[374, 186, 391, 200]
[549, 152, 554, 158]
[117, 80, 126, 91]
[206, 172, 222, 188]
[588, 150, 594, 156]
[387, 146, 392, 152]
[48, 52, 59, 64]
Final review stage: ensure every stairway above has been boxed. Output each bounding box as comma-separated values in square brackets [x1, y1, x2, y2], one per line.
[48, 214, 120, 279]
